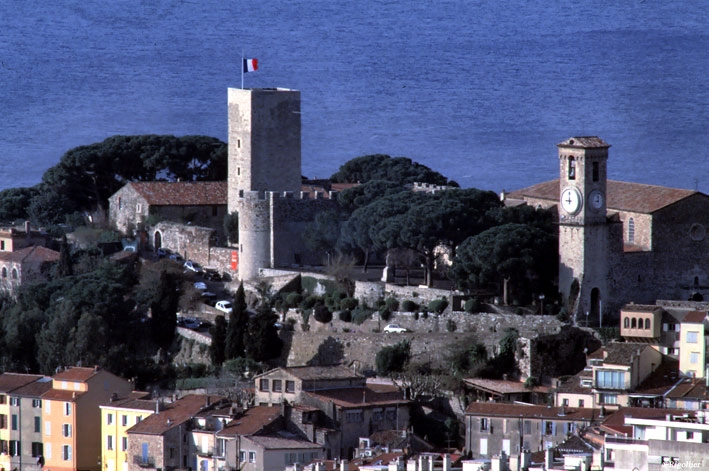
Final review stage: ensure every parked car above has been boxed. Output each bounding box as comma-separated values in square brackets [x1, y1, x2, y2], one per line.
[156, 247, 172, 258]
[203, 269, 222, 281]
[215, 300, 233, 314]
[177, 317, 200, 329]
[193, 282, 207, 291]
[383, 324, 408, 333]
[169, 252, 184, 262]
[184, 260, 203, 273]
[201, 292, 217, 305]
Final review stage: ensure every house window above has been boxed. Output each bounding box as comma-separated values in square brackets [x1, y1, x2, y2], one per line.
[373, 409, 383, 422]
[346, 410, 363, 423]
[10, 440, 20, 456]
[285, 380, 295, 393]
[248, 451, 256, 463]
[562, 399, 569, 407]
[44, 421, 50, 436]
[107, 435, 113, 450]
[544, 421, 555, 435]
[9, 397, 19, 406]
[239, 451, 245, 462]
[578, 399, 585, 408]
[568, 157, 576, 180]
[599, 393, 618, 405]
[11, 415, 17, 430]
[690, 352, 700, 364]
[645, 318, 650, 329]
[31, 442, 43, 458]
[480, 418, 489, 432]
[62, 445, 72, 461]
[596, 370, 626, 389]
[0, 241, 4, 251]
[32, 399, 41, 408]
[259, 379, 269, 391]
[34, 416, 41, 433]
[628, 217, 635, 243]
[272, 379, 282, 392]
[64, 402, 71, 415]
[107, 413, 113, 425]
[62, 424, 72, 438]
[122, 415, 128, 426]
[623, 317, 629, 328]
[592, 161, 599, 182]
[136, 415, 142, 424]
[631, 318, 637, 329]
[122, 437, 128, 452]
[687, 331, 698, 343]
[0, 414, 6, 429]
[524, 420, 532, 434]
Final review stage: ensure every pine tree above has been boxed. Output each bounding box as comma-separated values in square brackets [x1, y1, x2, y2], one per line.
[225, 282, 249, 359]
[209, 315, 227, 365]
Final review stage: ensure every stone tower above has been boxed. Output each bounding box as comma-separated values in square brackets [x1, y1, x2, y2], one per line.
[557, 136, 612, 326]
[227, 88, 302, 280]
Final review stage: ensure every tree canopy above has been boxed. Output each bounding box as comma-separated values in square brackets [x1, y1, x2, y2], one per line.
[330, 154, 458, 187]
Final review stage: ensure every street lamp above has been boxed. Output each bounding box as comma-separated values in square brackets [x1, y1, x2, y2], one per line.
[539, 294, 545, 315]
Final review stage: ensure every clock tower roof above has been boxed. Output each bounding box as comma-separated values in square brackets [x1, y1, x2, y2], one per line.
[557, 136, 610, 149]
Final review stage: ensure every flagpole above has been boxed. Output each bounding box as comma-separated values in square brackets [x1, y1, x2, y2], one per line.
[241, 51, 244, 89]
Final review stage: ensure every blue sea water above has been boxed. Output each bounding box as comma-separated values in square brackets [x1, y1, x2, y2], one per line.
[1, 1, 708, 193]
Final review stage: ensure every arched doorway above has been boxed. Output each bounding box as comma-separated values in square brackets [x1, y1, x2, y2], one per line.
[590, 288, 601, 327]
[154, 231, 162, 250]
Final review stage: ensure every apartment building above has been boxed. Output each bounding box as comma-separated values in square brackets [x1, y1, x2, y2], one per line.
[100, 392, 157, 471]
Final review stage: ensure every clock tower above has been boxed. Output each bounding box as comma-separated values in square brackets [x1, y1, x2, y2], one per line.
[557, 137, 611, 326]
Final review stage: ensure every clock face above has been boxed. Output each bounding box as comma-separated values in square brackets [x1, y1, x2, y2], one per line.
[589, 190, 604, 210]
[560, 187, 582, 214]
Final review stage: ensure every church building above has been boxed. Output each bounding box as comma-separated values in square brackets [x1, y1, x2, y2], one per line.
[507, 137, 709, 325]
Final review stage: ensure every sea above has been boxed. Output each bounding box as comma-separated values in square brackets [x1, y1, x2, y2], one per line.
[1, 1, 708, 194]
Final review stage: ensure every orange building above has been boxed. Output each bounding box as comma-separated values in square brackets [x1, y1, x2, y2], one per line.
[41, 367, 132, 471]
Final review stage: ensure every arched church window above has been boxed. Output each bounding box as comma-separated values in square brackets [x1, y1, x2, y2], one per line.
[1, 267, 6, 278]
[624, 317, 629, 328]
[645, 318, 650, 329]
[11, 268, 18, 280]
[568, 157, 576, 180]
[631, 318, 637, 329]
[628, 218, 635, 243]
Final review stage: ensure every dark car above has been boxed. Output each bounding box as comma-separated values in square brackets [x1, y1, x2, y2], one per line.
[203, 269, 222, 281]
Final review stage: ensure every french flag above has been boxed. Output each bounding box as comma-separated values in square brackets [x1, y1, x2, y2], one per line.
[243, 58, 258, 73]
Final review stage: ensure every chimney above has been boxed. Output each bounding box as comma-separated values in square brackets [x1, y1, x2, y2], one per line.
[110, 392, 118, 403]
[24, 220, 30, 236]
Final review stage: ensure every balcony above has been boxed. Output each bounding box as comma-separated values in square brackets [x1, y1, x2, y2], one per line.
[133, 456, 156, 468]
[196, 447, 225, 459]
[604, 435, 648, 448]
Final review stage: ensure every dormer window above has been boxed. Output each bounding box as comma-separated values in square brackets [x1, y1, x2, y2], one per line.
[568, 157, 576, 180]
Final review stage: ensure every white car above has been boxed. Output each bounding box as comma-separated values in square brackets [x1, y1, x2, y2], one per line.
[215, 300, 233, 314]
[184, 260, 203, 273]
[383, 324, 407, 333]
[193, 282, 207, 291]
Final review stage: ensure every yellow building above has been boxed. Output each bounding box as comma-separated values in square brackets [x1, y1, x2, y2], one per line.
[99, 392, 156, 471]
[42, 367, 132, 471]
[679, 311, 707, 379]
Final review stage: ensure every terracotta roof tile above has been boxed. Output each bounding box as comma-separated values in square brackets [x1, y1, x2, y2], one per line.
[600, 406, 687, 435]
[52, 366, 101, 382]
[465, 402, 597, 422]
[682, 311, 707, 324]
[463, 378, 550, 395]
[217, 406, 282, 437]
[100, 392, 157, 411]
[244, 434, 322, 450]
[0, 373, 47, 393]
[0, 245, 60, 263]
[42, 389, 86, 401]
[557, 137, 611, 149]
[11, 377, 53, 397]
[129, 181, 227, 206]
[601, 342, 650, 366]
[257, 365, 362, 382]
[305, 385, 406, 408]
[507, 179, 701, 214]
[128, 395, 226, 435]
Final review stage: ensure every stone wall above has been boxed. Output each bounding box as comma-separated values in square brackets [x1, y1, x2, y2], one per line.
[153, 222, 214, 265]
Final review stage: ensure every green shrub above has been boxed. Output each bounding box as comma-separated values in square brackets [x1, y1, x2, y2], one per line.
[428, 298, 449, 314]
[340, 297, 359, 310]
[338, 310, 352, 322]
[446, 318, 457, 332]
[352, 306, 374, 325]
[300, 295, 319, 310]
[286, 292, 303, 307]
[375, 340, 411, 375]
[384, 297, 400, 312]
[464, 298, 481, 313]
[313, 303, 333, 323]
[401, 300, 418, 312]
[379, 307, 392, 322]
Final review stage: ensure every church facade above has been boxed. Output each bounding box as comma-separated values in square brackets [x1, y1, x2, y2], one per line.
[508, 137, 709, 325]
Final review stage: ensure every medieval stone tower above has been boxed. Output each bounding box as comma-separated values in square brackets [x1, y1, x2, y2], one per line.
[227, 87, 336, 280]
[557, 137, 615, 326]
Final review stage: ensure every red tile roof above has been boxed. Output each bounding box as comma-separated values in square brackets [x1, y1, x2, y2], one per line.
[52, 366, 101, 382]
[507, 179, 701, 214]
[465, 402, 597, 422]
[0, 245, 60, 263]
[305, 385, 406, 408]
[600, 407, 687, 435]
[557, 137, 610, 149]
[463, 378, 550, 395]
[42, 389, 86, 401]
[128, 181, 227, 206]
[217, 406, 282, 437]
[0, 373, 47, 393]
[682, 310, 707, 324]
[128, 395, 226, 435]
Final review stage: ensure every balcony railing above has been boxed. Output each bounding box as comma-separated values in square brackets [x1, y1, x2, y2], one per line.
[196, 447, 225, 458]
[133, 455, 156, 468]
[604, 435, 648, 446]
